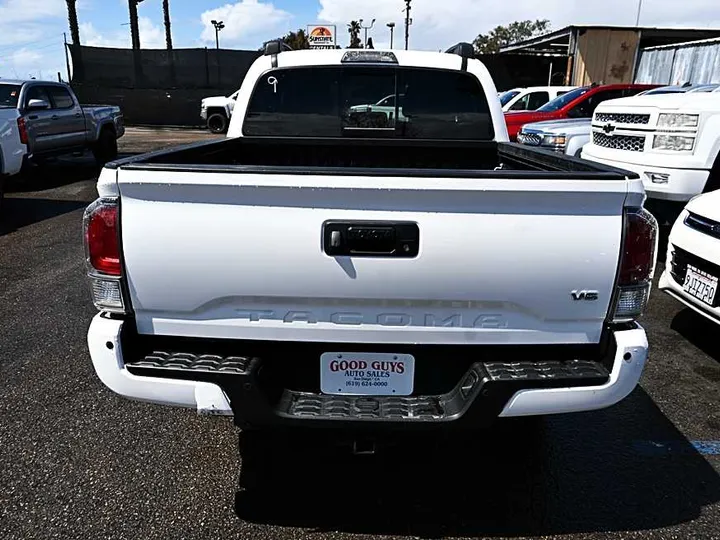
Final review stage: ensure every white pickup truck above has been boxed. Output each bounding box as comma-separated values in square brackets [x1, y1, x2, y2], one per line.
[200, 90, 239, 134]
[85, 43, 656, 437]
[582, 92, 720, 224]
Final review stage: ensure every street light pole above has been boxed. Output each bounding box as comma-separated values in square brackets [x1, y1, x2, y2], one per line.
[360, 18, 376, 49]
[211, 19, 225, 49]
[404, 0, 411, 50]
[635, 0, 643, 26]
[387, 22, 395, 49]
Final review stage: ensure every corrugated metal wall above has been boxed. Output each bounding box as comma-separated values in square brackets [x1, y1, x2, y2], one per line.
[635, 39, 720, 84]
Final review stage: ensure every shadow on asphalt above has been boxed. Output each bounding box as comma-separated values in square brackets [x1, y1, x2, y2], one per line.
[0, 198, 88, 236]
[234, 388, 720, 537]
[671, 309, 720, 365]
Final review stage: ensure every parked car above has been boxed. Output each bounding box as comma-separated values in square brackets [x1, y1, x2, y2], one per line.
[517, 118, 591, 156]
[659, 190, 720, 326]
[85, 43, 656, 442]
[0, 89, 26, 214]
[0, 79, 124, 170]
[504, 84, 658, 141]
[201, 90, 239, 134]
[581, 92, 720, 224]
[499, 86, 577, 112]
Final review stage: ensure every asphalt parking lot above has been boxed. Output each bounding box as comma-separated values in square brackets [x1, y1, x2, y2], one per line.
[1, 127, 719, 540]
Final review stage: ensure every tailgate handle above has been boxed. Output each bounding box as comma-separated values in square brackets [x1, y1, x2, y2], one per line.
[323, 221, 419, 258]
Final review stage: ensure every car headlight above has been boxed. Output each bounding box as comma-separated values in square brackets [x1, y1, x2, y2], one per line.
[542, 134, 567, 147]
[653, 135, 695, 152]
[657, 113, 699, 128]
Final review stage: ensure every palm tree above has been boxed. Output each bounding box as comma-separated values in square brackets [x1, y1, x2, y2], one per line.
[66, 0, 81, 45]
[162, 0, 173, 50]
[128, 0, 144, 50]
[348, 20, 362, 49]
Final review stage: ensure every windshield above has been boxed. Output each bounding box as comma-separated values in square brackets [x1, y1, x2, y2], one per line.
[499, 90, 521, 106]
[0, 84, 21, 108]
[244, 66, 494, 140]
[537, 86, 590, 112]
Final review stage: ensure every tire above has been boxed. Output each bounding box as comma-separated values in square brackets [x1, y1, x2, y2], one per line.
[92, 128, 118, 166]
[0, 177, 4, 218]
[207, 112, 228, 134]
[703, 153, 720, 193]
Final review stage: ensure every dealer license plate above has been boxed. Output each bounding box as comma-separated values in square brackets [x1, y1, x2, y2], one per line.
[683, 264, 718, 307]
[320, 353, 415, 396]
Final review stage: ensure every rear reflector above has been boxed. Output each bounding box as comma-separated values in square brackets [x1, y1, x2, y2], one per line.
[84, 198, 120, 276]
[612, 208, 658, 323]
[90, 278, 125, 311]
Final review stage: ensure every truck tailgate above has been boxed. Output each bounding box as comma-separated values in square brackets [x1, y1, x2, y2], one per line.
[118, 170, 629, 345]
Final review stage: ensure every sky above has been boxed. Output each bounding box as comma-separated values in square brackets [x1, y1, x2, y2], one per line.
[1, 0, 720, 80]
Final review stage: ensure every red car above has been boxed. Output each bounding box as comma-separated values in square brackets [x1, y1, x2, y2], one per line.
[504, 84, 659, 141]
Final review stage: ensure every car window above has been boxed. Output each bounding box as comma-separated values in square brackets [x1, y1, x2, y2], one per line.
[526, 91, 550, 110]
[377, 95, 395, 107]
[24, 86, 52, 108]
[48, 86, 75, 109]
[568, 89, 626, 118]
[508, 93, 531, 111]
[537, 87, 590, 112]
[499, 90, 521, 106]
[244, 66, 494, 140]
[0, 85, 21, 108]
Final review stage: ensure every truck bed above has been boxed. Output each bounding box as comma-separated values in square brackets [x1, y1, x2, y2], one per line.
[109, 136, 637, 179]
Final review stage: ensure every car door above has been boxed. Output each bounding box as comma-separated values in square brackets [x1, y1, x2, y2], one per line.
[22, 85, 55, 154]
[566, 89, 626, 118]
[46, 85, 86, 149]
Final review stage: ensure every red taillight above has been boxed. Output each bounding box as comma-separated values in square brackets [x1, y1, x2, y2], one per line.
[612, 208, 658, 323]
[84, 199, 120, 276]
[619, 209, 658, 286]
[17, 117, 28, 145]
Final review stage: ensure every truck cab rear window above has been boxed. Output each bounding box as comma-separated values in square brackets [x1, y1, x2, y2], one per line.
[243, 66, 494, 140]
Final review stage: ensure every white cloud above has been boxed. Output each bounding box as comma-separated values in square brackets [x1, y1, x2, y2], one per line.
[318, 0, 720, 50]
[200, 0, 292, 48]
[0, 0, 65, 25]
[81, 17, 165, 49]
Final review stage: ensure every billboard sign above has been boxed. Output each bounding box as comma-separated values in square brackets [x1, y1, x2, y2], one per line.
[308, 25, 337, 49]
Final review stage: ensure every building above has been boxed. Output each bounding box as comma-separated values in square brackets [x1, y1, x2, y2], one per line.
[635, 36, 720, 85]
[499, 25, 720, 86]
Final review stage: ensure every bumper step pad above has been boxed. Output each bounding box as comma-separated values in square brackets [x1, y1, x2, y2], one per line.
[126, 351, 609, 426]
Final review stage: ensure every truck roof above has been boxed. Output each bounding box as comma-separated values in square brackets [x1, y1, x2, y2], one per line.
[268, 48, 472, 70]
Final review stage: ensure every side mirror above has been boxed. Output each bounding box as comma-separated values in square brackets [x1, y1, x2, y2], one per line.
[27, 98, 50, 111]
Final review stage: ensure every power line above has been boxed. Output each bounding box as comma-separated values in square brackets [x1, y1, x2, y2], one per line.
[0, 34, 64, 54]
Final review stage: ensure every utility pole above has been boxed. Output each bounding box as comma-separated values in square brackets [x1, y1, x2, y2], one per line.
[387, 22, 395, 49]
[211, 19, 225, 49]
[359, 19, 376, 49]
[635, 0, 643, 26]
[63, 33, 72, 83]
[404, 0, 411, 50]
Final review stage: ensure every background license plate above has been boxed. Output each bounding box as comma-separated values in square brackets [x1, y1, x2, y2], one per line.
[684, 265, 718, 306]
[320, 353, 415, 396]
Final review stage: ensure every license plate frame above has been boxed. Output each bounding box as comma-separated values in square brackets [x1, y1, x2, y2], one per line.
[683, 264, 718, 307]
[320, 352, 415, 396]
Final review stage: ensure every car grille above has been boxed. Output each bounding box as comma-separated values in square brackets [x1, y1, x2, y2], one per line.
[685, 212, 720, 241]
[592, 132, 645, 152]
[595, 112, 651, 125]
[517, 132, 542, 146]
[669, 245, 720, 286]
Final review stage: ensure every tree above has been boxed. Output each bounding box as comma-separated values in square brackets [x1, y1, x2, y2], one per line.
[473, 20, 550, 54]
[66, 0, 81, 45]
[163, 0, 173, 50]
[128, 0, 144, 50]
[280, 29, 310, 50]
[347, 20, 362, 49]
